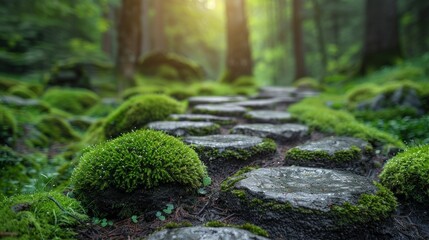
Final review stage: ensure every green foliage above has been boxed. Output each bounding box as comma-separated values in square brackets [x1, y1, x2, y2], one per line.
[8, 84, 38, 99]
[0, 191, 88, 240]
[294, 77, 323, 90]
[35, 115, 80, 143]
[121, 86, 165, 100]
[71, 129, 208, 195]
[379, 145, 429, 203]
[156, 203, 175, 221]
[103, 94, 184, 139]
[93, 217, 113, 227]
[288, 96, 404, 148]
[332, 183, 397, 224]
[204, 221, 269, 238]
[220, 166, 257, 192]
[42, 87, 100, 114]
[0, 105, 17, 146]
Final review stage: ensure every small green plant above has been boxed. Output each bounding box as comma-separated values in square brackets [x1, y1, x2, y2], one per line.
[198, 176, 212, 195]
[131, 215, 138, 223]
[156, 203, 174, 221]
[93, 217, 113, 227]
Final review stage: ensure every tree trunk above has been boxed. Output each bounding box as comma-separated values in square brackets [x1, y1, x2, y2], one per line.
[360, 0, 402, 73]
[311, 0, 327, 79]
[116, 0, 142, 91]
[224, 0, 253, 82]
[153, 0, 166, 52]
[141, 0, 151, 56]
[275, 0, 288, 85]
[292, 0, 307, 80]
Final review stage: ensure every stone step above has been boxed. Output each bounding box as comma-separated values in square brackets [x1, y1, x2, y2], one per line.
[147, 227, 269, 240]
[227, 97, 295, 110]
[192, 104, 247, 117]
[188, 96, 247, 107]
[220, 166, 397, 240]
[244, 110, 294, 124]
[147, 121, 220, 137]
[169, 114, 236, 125]
[231, 123, 309, 143]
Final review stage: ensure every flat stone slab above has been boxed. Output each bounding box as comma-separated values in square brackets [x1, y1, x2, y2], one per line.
[0, 96, 50, 112]
[147, 121, 220, 137]
[245, 110, 294, 123]
[258, 86, 298, 98]
[169, 114, 236, 125]
[231, 124, 309, 143]
[228, 98, 294, 110]
[284, 137, 373, 175]
[192, 104, 247, 117]
[188, 96, 247, 106]
[147, 227, 269, 240]
[184, 134, 263, 149]
[221, 166, 397, 239]
[235, 167, 376, 212]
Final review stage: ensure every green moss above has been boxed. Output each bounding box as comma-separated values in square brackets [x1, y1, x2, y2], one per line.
[71, 129, 208, 195]
[294, 77, 323, 90]
[204, 221, 269, 238]
[0, 105, 17, 146]
[85, 102, 118, 118]
[0, 191, 88, 240]
[8, 85, 38, 99]
[42, 87, 100, 114]
[379, 144, 429, 203]
[192, 139, 277, 162]
[332, 182, 397, 224]
[288, 97, 404, 148]
[35, 115, 80, 143]
[231, 189, 246, 200]
[104, 94, 184, 139]
[354, 107, 419, 121]
[121, 86, 165, 100]
[162, 221, 193, 229]
[166, 87, 197, 100]
[0, 77, 20, 91]
[220, 166, 257, 192]
[285, 146, 363, 163]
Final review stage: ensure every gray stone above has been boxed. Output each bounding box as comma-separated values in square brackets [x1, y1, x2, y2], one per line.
[184, 134, 263, 149]
[258, 86, 297, 98]
[0, 96, 50, 112]
[296, 90, 321, 99]
[292, 137, 370, 156]
[234, 167, 376, 212]
[229, 98, 294, 110]
[68, 116, 97, 131]
[192, 104, 247, 117]
[147, 227, 269, 240]
[188, 96, 247, 106]
[231, 124, 309, 143]
[147, 121, 220, 137]
[169, 114, 236, 125]
[245, 110, 294, 123]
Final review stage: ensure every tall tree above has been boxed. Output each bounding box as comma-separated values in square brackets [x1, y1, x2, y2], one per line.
[224, 0, 253, 82]
[311, 0, 327, 79]
[360, 0, 401, 73]
[292, 0, 307, 80]
[153, 0, 167, 52]
[116, 0, 142, 91]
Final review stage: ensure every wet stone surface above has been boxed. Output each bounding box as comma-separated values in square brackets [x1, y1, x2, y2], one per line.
[291, 136, 370, 155]
[231, 123, 309, 143]
[228, 98, 294, 110]
[258, 86, 298, 98]
[169, 114, 236, 125]
[183, 134, 263, 149]
[192, 104, 247, 117]
[147, 227, 269, 240]
[188, 96, 247, 106]
[234, 166, 376, 212]
[147, 121, 220, 137]
[245, 110, 294, 123]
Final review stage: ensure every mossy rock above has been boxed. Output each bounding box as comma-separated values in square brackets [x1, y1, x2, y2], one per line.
[183, 135, 276, 176]
[169, 114, 236, 125]
[220, 166, 397, 239]
[380, 144, 429, 204]
[45, 61, 102, 89]
[71, 130, 208, 217]
[284, 137, 374, 174]
[41, 87, 100, 114]
[0, 191, 88, 240]
[147, 227, 269, 240]
[85, 98, 120, 118]
[104, 94, 184, 139]
[294, 77, 323, 90]
[35, 115, 80, 143]
[121, 86, 165, 100]
[8, 84, 38, 99]
[147, 121, 220, 137]
[0, 77, 21, 91]
[0, 105, 17, 146]
[137, 52, 204, 82]
[192, 104, 247, 117]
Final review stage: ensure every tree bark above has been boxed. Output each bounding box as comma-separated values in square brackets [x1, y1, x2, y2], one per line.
[116, 0, 142, 91]
[311, 0, 327, 79]
[292, 0, 307, 80]
[224, 0, 253, 82]
[360, 0, 402, 73]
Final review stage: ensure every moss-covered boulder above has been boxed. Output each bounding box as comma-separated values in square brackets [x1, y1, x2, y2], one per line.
[0, 105, 17, 146]
[147, 121, 220, 137]
[104, 95, 184, 139]
[71, 130, 208, 217]
[220, 166, 397, 239]
[284, 137, 373, 174]
[0, 191, 88, 239]
[41, 87, 100, 115]
[136, 52, 205, 82]
[35, 115, 80, 143]
[380, 144, 429, 203]
[8, 84, 38, 99]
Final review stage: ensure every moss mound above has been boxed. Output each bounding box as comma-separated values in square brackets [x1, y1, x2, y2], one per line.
[0, 191, 88, 240]
[137, 52, 204, 82]
[0, 105, 17, 146]
[380, 145, 429, 203]
[42, 87, 100, 114]
[294, 77, 323, 90]
[35, 115, 80, 143]
[104, 94, 183, 139]
[288, 97, 404, 148]
[8, 85, 38, 99]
